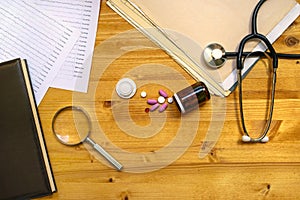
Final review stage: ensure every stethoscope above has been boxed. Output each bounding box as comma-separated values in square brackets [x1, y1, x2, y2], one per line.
[203, 0, 300, 143]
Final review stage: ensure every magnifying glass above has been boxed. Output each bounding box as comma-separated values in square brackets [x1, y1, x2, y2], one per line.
[52, 106, 123, 171]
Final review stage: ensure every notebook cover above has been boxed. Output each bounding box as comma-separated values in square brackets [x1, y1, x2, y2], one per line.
[0, 59, 56, 200]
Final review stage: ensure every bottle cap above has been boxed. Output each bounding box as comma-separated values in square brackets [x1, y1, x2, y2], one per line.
[115, 78, 137, 99]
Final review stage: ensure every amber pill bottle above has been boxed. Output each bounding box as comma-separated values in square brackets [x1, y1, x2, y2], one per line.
[173, 82, 210, 114]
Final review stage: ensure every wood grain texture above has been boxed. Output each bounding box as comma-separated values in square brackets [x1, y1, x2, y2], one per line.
[37, 1, 300, 199]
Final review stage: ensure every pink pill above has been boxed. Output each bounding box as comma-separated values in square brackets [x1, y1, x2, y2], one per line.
[147, 99, 158, 105]
[159, 89, 168, 98]
[159, 103, 168, 112]
[149, 103, 160, 112]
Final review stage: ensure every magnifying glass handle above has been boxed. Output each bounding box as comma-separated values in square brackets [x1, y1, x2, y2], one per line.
[85, 137, 123, 171]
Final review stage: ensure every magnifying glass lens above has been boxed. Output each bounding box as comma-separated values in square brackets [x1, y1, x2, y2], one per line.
[52, 107, 90, 145]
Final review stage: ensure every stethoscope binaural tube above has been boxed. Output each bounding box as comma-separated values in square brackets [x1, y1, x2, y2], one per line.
[237, 56, 277, 143]
[237, 66, 277, 143]
[236, 0, 278, 143]
[203, 0, 279, 143]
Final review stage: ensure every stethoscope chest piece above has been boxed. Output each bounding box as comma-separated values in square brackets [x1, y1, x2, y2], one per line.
[203, 43, 227, 68]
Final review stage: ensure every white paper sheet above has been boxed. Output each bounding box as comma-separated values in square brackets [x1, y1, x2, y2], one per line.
[32, 0, 101, 92]
[0, 0, 80, 105]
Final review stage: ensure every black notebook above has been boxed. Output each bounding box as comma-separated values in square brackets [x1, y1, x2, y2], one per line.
[0, 59, 56, 200]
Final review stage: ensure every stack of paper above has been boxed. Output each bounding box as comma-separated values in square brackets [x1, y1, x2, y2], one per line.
[0, 0, 101, 105]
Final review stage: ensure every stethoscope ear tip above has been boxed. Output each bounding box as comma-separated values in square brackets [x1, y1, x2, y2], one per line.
[241, 135, 251, 142]
[260, 136, 269, 143]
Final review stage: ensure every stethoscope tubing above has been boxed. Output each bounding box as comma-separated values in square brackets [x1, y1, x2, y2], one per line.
[202, 0, 299, 143]
[235, 0, 279, 143]
[236, 33, 278, 70]
[224, 52, 300, 59]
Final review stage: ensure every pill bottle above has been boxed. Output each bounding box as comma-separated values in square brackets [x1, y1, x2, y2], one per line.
[173, 82, 210, 114]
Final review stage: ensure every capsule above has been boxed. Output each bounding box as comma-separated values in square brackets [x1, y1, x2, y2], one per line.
[149, 103, 160, 112]
[159, 89, 168, 98]
[159, 103, 168, 112]
[147, 99, 158, 105]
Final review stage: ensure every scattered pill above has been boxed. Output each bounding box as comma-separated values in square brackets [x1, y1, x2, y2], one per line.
[142, 88, 172, 113]
[140, 91, 147, 98]
[147, 99, 158, 105]
[149, 103, 160, 112]
[157, 96, 165, 104]
[167, 97, 173, 104]
[159, 89, 168, 98]
[159, 103, 168, 112]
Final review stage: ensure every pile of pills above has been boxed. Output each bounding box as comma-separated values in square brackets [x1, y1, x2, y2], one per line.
[115, 78, 173, 113]
[141, 89, 173, 113]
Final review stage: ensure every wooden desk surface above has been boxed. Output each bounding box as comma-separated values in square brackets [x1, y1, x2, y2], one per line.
[38, 1, 300, 199]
